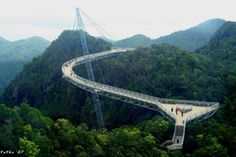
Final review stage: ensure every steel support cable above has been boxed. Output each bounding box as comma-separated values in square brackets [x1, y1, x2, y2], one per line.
[80, 19, 105, 83]
[79, 10, 112, 84]
[80, 9, 115, 41]
[80, 10, 111, 40]
[74, 11, 106, 84]
[73, 16, 77, 30]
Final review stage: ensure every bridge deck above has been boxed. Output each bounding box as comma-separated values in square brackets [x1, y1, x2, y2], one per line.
[62, 48, 220, 150]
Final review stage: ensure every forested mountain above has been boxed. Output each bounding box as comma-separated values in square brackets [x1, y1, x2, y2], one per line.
[196, 21, 236, 126]
[0, 36, 50, 61]
[113, 34, 152, 48]
[1, 30, 226, 128]
[0, 36, 50, 93]
[196, 21, 236, 63]
[153, 18, 225, 51]
[113, 18, 225, 51]
[1, 27, 236, 156]
[1, 30, 113, 126]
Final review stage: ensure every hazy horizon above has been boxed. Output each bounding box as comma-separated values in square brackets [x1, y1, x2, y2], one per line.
[0, 0, 235, 41]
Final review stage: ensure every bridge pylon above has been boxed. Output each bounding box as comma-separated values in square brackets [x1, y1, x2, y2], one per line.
[74, 7, 105, 129]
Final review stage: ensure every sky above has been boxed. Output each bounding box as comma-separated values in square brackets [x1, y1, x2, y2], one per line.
[0, 0, 235, 41]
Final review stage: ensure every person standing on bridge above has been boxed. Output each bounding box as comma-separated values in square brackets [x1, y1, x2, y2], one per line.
[176, 107, 179, 115]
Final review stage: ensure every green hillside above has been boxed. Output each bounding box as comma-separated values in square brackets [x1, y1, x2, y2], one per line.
[1, 30, 112, 126]
[196, 21, 236, 63]
[153, 18, 225, 51]
[196, 21, 236, 126]
[0, 61, 26, 94]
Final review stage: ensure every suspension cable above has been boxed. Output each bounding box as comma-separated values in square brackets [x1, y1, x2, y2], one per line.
[80, 9, 115, 41]
[73, 16, 77, 30]
[78, 10, 108, 84]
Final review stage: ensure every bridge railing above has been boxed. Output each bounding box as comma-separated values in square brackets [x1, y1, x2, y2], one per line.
[185, 104, 219, 122]
[158, 98, 217, 107]
[71, 72, 177, 119]
[62, 48, 219, 121]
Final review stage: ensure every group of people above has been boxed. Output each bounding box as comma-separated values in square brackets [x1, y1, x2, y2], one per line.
[171, 106, 185, 124]
[171, 106, 184, 117]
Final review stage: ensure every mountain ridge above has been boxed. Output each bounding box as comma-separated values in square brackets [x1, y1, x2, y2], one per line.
[113, 34, 152, 48]
[1, 30, 225, 128]
[113, 18, 226, 51]
[0, 36, 50, 61]
[196, 21, 236, 63]
[0, 36, 50, 93]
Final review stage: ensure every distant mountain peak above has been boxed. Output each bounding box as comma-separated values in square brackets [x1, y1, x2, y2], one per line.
[196, 21, 236, 62]
[193, 18, 226, 34]
[131, 34, 150, 38]
[0, 36, 50, 61]
[197, 18, 225, 25]
[27, 36, 48, 40]
[122, 34, 151, 40]
[0, 35, 50, 93]
[113, 18, 226, 51]
[14, 36, 50, 43]
[113, 34, 152, 48]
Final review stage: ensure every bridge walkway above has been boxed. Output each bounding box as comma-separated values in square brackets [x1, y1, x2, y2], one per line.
[62, 48, 220, 150]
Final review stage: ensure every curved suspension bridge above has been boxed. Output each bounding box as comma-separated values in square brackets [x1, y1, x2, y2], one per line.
[62, 8, 220, 150]
[62, 48, 219, 150]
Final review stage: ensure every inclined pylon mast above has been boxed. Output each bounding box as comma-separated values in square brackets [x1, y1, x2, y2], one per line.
[75, 7, 105, 129]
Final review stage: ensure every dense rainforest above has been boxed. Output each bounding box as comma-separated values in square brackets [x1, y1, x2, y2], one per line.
[0, 21, 236, 156]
